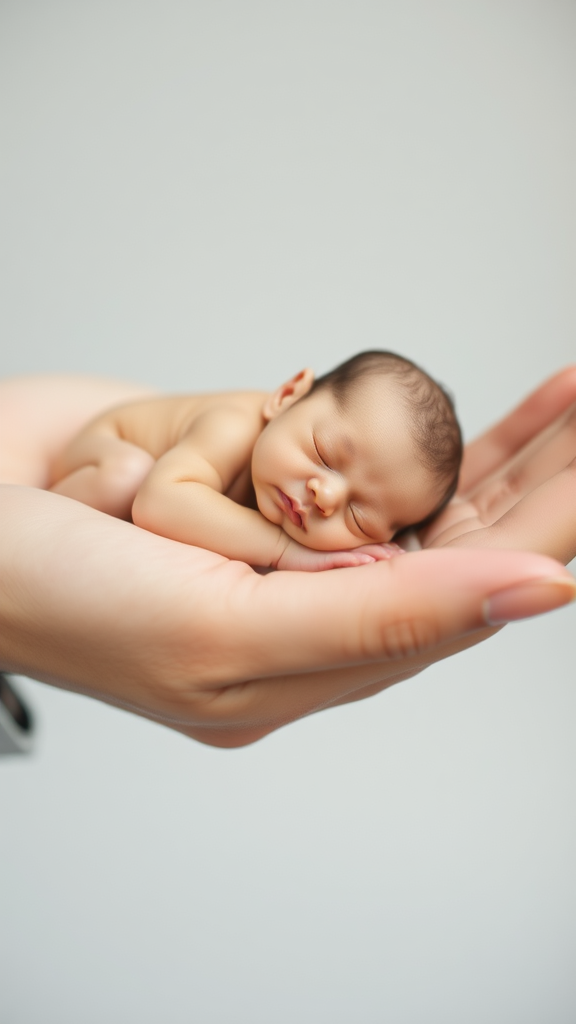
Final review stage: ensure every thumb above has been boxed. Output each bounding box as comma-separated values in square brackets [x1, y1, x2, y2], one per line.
[226, 548, 575, 679]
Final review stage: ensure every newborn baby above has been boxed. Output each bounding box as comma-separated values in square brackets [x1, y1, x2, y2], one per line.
[49, 350, 463, 571]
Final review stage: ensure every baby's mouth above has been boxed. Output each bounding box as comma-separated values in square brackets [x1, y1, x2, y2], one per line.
[276, 489, 305, 529]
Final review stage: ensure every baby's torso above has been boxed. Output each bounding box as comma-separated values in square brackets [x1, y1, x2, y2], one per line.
[89, 390, 270, 460]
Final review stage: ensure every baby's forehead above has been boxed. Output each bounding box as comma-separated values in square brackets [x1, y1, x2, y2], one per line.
[321, 390, 418, 456]
[329, 379, 417, 435]
[328, 387, 442, 478]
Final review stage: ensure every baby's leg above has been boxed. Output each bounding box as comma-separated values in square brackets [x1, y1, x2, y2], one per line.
[49, 429, 155, 519]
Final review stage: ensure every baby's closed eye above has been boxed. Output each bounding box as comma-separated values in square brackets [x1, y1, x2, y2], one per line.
[349, 503, 383, 541]
[313, 435, 331, 469]
[349, 504, 369, 536]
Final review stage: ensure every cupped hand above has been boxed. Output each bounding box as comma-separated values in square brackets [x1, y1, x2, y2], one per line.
[1, 371, 575, 748]
[421, 366, 576, 565]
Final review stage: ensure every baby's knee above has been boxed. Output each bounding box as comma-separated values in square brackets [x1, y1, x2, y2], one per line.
[100, 448, 155, 518]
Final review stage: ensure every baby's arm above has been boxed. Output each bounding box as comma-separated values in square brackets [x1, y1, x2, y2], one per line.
[131, 408, 396, 570]
[131, 407, 298, 567]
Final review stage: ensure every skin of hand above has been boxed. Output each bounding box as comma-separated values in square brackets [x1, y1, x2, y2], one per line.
[1, 371, 575, 748]
[422, 371, 576, 563]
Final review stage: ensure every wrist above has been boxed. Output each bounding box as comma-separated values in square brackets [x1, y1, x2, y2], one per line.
[271, 530, 295, 570]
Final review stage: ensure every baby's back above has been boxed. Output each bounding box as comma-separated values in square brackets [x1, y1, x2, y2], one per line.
[88, 391, 269, 459]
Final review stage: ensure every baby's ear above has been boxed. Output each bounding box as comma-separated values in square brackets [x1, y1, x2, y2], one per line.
[262, 368, 315, 420]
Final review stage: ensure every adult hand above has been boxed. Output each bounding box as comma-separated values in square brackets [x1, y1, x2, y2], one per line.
[422, 366, 576, 566]
[1, 372, 575, 748]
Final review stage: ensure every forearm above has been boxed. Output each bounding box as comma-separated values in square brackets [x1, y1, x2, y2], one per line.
[132, 478, 289, 567]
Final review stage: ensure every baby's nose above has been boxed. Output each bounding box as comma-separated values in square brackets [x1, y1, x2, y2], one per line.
[307, 476, 342, 516]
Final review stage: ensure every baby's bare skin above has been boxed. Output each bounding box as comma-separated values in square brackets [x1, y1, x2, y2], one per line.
[76, 390, 268, 462]
[50, 370, 441, 571]
[51, 390, 266, 506]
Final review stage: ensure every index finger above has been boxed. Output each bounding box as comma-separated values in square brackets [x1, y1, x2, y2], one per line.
[460, 366, 576, 495]
[179, 548, 576, 746]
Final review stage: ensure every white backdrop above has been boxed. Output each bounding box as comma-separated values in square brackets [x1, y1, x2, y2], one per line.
[1, 3, 575, 1022]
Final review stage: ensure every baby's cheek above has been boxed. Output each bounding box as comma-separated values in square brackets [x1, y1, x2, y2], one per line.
[304, 525, 366, 552]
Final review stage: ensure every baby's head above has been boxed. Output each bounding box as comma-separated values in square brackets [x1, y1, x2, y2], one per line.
[251, 350, 462, 550]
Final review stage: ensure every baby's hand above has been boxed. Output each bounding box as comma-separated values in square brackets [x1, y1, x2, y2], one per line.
[353, 542, 406, 561]
[274, 540, 405, 572]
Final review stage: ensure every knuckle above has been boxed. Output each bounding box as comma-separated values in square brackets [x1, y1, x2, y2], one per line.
[362, 615, 439, 661]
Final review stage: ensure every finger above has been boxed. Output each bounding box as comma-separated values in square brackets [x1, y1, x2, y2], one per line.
[242, 549, 575, 677]
[449, 458, 576, 565]
[313, 633, 497, 710]
[164, 624, 503, 747]
[460, 366, 576, 494]
[465, 403, 576, 525]
[355, 543, 405, 560]
[188, 549, 576, 736]
[300, 625, 498, 711]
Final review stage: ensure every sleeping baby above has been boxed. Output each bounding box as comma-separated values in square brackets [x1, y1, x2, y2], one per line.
[49, 350, 463, 571]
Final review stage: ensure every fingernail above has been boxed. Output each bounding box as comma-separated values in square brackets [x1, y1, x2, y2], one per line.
[483, 576, 576, 626]
[385, 543, 405, 556]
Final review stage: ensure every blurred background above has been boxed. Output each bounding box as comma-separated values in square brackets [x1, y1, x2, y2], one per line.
[1, 2, 575, 1021]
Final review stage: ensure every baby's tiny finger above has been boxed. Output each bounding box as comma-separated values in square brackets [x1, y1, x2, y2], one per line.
[360, 542, 406, 560]
[353, 553, 377, 565]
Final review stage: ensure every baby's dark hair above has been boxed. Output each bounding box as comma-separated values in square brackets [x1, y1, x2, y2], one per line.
[310, 350, 463, 520]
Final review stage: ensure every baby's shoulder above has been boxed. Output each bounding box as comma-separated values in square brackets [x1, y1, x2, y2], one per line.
[178, 388, 267, 425]
[177, 390, 269, 445]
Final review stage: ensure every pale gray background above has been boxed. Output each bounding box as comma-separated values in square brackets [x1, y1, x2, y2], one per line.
[1, 2, 575, 1022]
